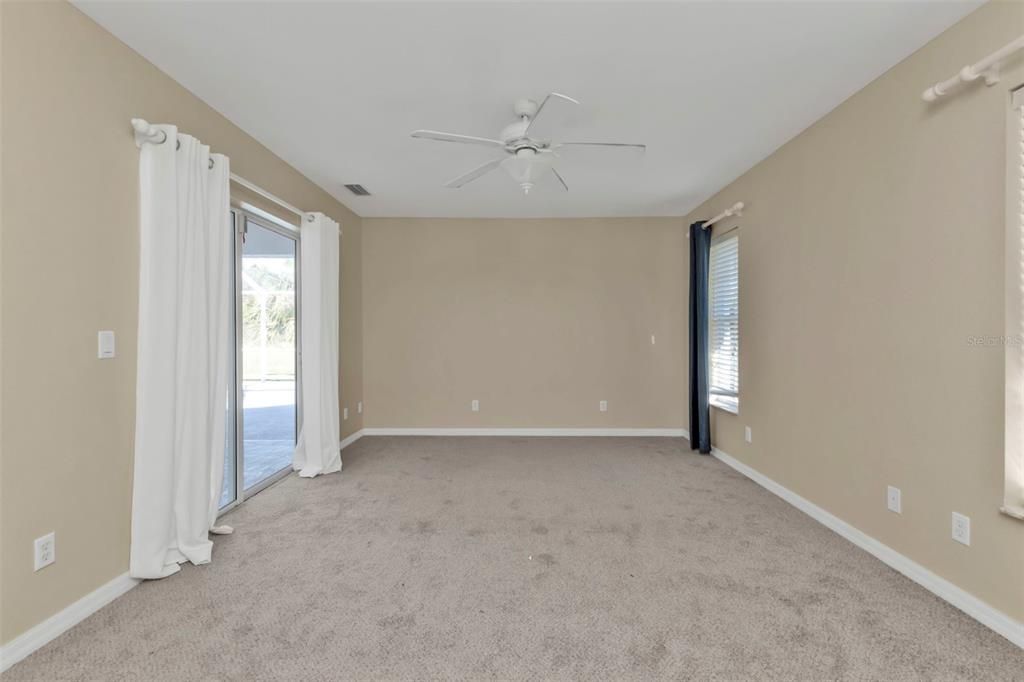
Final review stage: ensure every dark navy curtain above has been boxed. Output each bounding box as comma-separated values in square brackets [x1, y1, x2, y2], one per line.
[688, 221, 712, 454]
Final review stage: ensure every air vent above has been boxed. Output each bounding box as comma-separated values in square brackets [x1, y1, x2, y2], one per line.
[344, 184, 371, 196]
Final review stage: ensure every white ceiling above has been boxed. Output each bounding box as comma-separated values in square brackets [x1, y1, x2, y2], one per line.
[76, 1, 980, 218]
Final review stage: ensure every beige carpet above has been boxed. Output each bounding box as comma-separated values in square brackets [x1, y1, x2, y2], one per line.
[7, 437, 1022, 680]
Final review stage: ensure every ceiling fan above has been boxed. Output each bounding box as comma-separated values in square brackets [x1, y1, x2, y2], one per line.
[410, 93, 645, 194]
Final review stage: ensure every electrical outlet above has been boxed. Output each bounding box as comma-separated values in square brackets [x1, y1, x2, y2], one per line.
[599, 400, 608, 412]
[744, 426, 752, 443]
[357, 401, 363, 414]
[952, 512, 971, 546]
[34, 532, 55, 571]
[471, 399, 479, 412]
[343, 407, 348, 420]
[887, 486, 902, 514]
[650, 334, 656, 345]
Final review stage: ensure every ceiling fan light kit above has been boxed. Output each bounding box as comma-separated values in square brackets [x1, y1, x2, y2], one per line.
[411, 92, 645, 195]
[501, 149, 553, 195]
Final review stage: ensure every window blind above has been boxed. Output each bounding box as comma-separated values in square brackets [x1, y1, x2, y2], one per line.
[709, 233, 739, 411]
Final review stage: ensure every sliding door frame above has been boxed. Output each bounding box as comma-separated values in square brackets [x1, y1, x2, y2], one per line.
[219, 207, 302, 516]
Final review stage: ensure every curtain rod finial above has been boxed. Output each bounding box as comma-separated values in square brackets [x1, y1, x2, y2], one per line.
[131, 118, 167, 147]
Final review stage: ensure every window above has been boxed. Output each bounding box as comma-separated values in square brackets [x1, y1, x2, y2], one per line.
[709, 232, 739, 413]
[1004, 85, 1024, 519]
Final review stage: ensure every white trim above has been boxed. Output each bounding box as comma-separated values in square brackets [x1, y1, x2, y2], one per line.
[340, 428, 365, 450]
[710, 398, 739, 415]
[8, 431, 1016, 675]
[1005, 85, 1024, 521]
[711, 445, 1024, 650]
[361, 427, 687, 437]
[2, 430, 370, 672]
[229, 174, 304, 218]
[0, 572, 139, 672]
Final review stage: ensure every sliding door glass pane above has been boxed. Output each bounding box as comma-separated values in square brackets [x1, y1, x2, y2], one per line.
[241, 218, 297, 490]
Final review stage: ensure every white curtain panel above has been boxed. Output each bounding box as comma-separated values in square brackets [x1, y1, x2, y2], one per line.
[292, 213, 342, 477]
[131, 127, 231, 579]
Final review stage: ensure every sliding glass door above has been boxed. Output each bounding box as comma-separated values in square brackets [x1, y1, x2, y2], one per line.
[220, 210, 299, 511]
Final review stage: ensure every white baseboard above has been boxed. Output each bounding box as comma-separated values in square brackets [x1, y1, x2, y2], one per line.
[711, 446, 1024, 649]
[361, 427, 687, 437]
[0, 572, 139, 672]
[6, 432, 1016, 674]
[5, 430, 369, 672]
[340, 429, 365, 450]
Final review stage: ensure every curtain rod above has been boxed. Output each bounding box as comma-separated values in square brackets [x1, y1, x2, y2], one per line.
[922, 34, 1024, 102]
[704, 202, 744, 228]
[131, 118, 310, 221]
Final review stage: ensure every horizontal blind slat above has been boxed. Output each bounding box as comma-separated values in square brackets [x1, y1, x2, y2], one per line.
[708, 234, 739, 400]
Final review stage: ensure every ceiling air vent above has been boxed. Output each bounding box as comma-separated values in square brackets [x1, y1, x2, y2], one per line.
[344, 183, 371, 196]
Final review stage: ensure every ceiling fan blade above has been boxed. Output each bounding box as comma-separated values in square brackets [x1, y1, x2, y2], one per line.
[554, 142, 646, 152]
[551, 168, 569, 192]
[524, 92, 581, 139]
[411, 130, 506, 148]
[443, 157, 505, 188]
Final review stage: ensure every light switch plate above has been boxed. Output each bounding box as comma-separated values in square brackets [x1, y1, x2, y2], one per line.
[471, 399, 479, 412]
[357, 401, 363, 414]
[744, 426, 752, 443]
[97, 331, 115, 359]
[343, 407, 348, 420]
[599, 400, 608, 412]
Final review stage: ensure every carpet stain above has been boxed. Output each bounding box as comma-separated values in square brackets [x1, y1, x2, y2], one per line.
[534, 553, 557, 566]
[399, 518, 436, 532]
[629, 637, 669, 670]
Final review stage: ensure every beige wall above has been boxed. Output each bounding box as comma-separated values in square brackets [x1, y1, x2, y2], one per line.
[0, 1, 362, 644]
[2, 0, 1020, 653]
[683, 0, 1024, 622]
[363, 218, 686, 428]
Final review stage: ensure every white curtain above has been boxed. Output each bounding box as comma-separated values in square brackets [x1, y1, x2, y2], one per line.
[130, 127, 231, 579]
[292, 213, 342, 477]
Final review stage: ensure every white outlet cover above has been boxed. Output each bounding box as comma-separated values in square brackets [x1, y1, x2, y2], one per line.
[357, 401, 363, 414]
[34, 532, 55, 571]
[952, 512, 971, 546]
[599, 400, 608, 412]
[744, 426, 752, 443]
[343, 407, 348, 420]
[471, 400, 479, 412]
[651, 334, 656, 345]
[887, 486, 902, 514]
